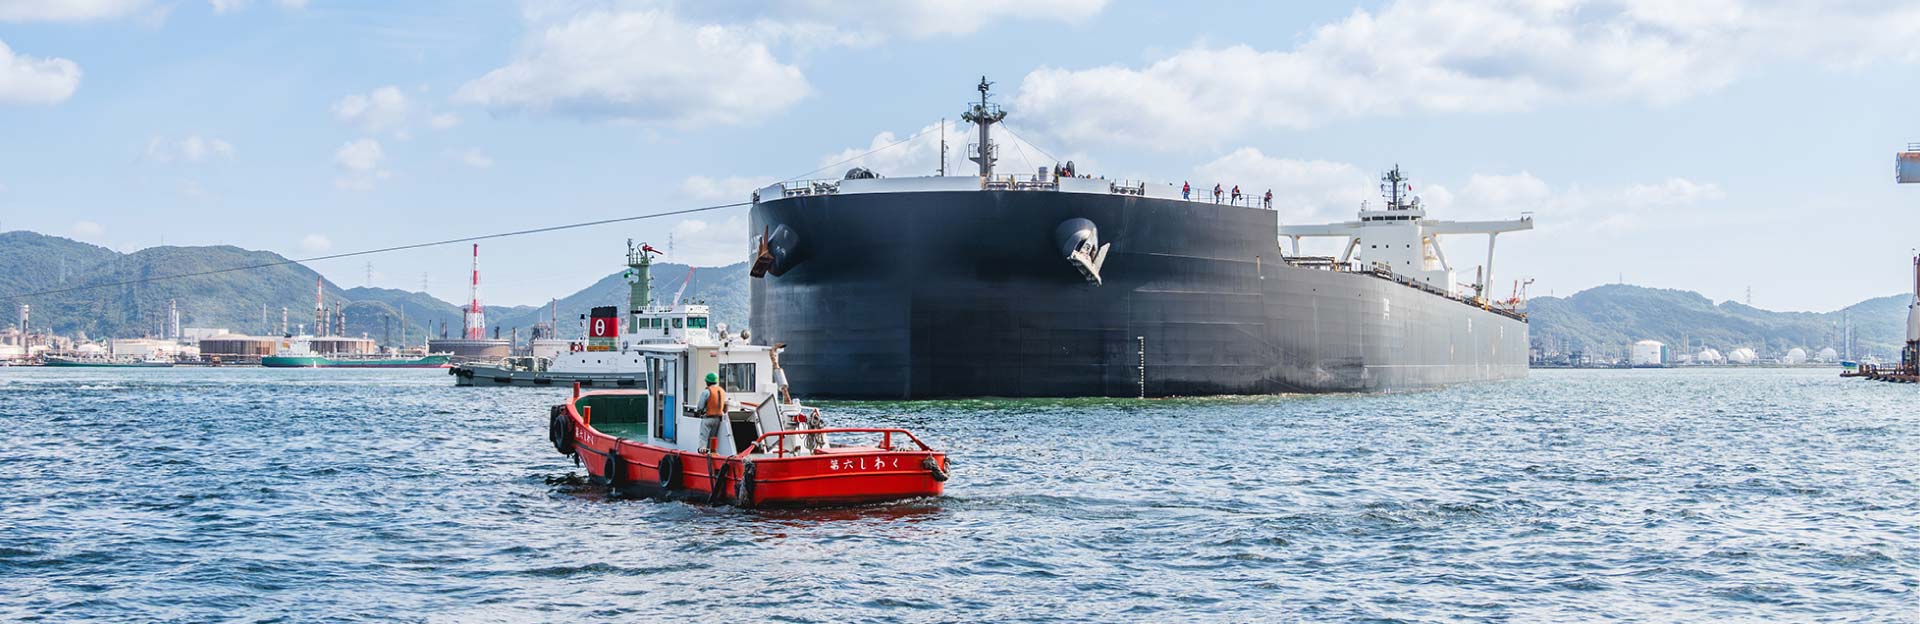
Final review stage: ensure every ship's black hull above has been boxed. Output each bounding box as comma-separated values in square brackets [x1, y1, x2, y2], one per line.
[749, 190, 1527, 398]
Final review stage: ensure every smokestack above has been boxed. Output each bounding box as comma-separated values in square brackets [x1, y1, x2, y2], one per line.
[464, 244, 486, 340]
[281, 307, 289, 336]
[315, 278, 326, 337]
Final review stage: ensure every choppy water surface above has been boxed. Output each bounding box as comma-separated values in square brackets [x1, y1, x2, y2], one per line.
[1, 367, 1915, 622]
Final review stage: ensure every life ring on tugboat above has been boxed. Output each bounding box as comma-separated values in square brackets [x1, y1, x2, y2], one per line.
[603, 448, 627, 487]
[547, 405, 575, 456]
[657, 453, 682, 490]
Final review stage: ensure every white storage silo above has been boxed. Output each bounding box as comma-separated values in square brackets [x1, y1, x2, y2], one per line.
[1630, 340, 1665, 367]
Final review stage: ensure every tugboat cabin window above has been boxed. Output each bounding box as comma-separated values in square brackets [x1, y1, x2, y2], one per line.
[718, 363, 755, 393]
[688, 317, 708, 329]
[672, 318, 684, 329]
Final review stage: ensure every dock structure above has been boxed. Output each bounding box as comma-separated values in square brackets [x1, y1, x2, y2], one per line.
[1845, 254, 1920, 384]
[1845, 364, 1920, 383]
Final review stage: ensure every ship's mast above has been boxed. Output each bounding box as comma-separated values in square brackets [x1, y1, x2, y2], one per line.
[961, 76, 1007, 179]
[1381, 165, 1416, 211]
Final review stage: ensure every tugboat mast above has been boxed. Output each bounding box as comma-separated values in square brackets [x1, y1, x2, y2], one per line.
[625, 239, 656, 333]
[961, 76, 1007, 178]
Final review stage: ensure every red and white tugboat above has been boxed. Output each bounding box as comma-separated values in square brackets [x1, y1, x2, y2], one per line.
[545, 333, 948, 507]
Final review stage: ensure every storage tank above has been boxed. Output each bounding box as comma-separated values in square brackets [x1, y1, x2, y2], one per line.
[1727, 347, 1757, 364]
[1783, 347, 1808, 364]
[1630, 340, 1665, 367]
[1900, 145, 1920, 183]
[1815, 347, 1838, 362]
[1695, 347, 1723, 364]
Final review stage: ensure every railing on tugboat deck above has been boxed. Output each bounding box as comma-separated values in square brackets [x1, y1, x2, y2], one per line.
[735, 427, 935, 460]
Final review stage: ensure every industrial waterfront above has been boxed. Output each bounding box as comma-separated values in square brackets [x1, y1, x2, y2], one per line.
[1, 366, 1911, 621]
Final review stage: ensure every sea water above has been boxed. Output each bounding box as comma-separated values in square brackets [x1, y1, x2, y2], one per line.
[0, 367, 1914, 622]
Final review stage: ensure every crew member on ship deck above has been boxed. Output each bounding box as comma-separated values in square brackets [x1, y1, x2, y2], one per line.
[697, 372, 727, 453]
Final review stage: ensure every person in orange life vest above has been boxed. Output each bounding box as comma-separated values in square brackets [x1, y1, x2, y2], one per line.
[1231, 185, 1241, 203]
[1263, 189, 1273, 209]
[1212, 183, 1223, 203]
[697, 372, 728, 453]
[1181, 181, 1190, 199]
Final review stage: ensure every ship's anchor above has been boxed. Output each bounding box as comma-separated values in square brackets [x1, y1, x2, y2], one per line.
[1055, 218, 1110, 286]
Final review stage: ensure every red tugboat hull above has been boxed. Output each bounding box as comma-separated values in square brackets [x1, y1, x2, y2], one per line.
[561, 392, 946, 507]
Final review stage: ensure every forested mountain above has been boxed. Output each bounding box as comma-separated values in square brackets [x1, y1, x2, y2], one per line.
[0, 231, 747, 344]
[1526, 284, 1904, 359]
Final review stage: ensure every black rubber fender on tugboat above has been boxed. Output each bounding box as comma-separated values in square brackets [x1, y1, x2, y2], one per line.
[604, 449, 627, 488]
[547, 405, 575, 456]
[922, 457, 948, 483]
[736, 461, 757, 507]
[657, 453, 682, 490]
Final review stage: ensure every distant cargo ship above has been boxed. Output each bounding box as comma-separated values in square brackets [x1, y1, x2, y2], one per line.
[747, 79, 1534, 398]
[44, 355, 174, 368]
[261, 354, 450, 368]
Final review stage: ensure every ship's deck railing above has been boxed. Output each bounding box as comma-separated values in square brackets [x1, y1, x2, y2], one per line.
[983, 173, 1059, 191]
[1284, 256, 1529, 321]
[763, 175, 1212, 200]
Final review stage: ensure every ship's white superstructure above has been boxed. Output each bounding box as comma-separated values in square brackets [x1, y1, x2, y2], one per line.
[1278, 166, 1533, 302]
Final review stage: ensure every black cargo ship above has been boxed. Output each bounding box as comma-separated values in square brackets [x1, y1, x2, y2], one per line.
[748, 80, 1532, 398]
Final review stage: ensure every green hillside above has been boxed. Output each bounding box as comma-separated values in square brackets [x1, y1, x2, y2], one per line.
[1527, 284, 1904, 360]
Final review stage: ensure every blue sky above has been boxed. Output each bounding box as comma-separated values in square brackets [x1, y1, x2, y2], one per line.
[3, 0, 1919, 311]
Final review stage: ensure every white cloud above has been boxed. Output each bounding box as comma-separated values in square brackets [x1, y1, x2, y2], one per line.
[1460, 172, 1552, 206]
[333, 138, 389, 190]
[764, 0, 1107, 38]
[681, 175, 770, 202]
[299, 233, 331, 253]
[1622, 177, 1726, 207]
[450, 148, 493, 168]
[332, 86, 410, 134]
[666, 213, 750, 267]
[146, 134, 235, 163]
[1014, 0, 1920, 147]
[70, 220, 104, 238]
[334, 138, 383, 171]
[456, 9, 809, 126]
[0, 0, 148, 22]
[206, 0, 304, 13]
[0, 39, 81, 105]
[428, 112, 461, 129]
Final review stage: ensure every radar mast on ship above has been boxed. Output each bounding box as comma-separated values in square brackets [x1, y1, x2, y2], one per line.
[960, 76, 1007, 178]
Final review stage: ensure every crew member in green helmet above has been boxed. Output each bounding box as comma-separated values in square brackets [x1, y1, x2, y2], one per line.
[697, 372, 727, 453]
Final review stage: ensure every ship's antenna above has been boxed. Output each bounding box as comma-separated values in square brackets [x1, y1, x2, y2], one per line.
[938, 117, 947, 177]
